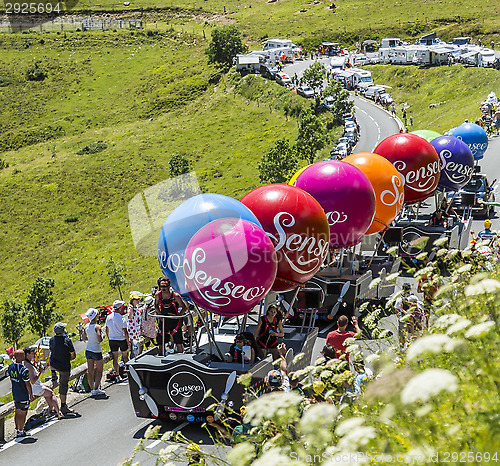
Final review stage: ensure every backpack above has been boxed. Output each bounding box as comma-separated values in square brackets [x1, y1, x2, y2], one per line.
[72, 373, 91, 393]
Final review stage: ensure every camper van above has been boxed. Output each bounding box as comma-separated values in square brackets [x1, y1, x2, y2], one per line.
[330, 55, 346, 72]
[235, 54, 261, 74]
[262, 38, 297, 62]
[380, 37, 404, 48]
[351, 68, 373, 88]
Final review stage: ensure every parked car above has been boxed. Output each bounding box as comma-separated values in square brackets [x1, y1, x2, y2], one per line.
[447, 174, 497, 217]
[275, 73, 292, 86]
[378, 92, 394, 106]
[323, 95, 335, 111]
[344, 121, 359, 134]
[297, 86, 315, 98]
[0, 356, 9, 380]
[260, 64, 279, 80]
[332, 142, 351, 158]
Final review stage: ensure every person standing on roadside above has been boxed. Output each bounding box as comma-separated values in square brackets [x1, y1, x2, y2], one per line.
[82, 308, 106, 397]
[49, 322, 76, 415]
[127, 292, 143, 358]
[8, 349, 34, 438]
[326, 315, 360, 361]
[105, 300, 129, 383]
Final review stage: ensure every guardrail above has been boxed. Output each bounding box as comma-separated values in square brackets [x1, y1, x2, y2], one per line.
[0, 354, 111, 442]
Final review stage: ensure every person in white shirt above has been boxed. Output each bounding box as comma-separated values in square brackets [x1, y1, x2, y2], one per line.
[105, 300, 130, 383]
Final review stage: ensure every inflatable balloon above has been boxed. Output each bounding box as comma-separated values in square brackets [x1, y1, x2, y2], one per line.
[288, 164, 312, 186]
[447, 122, 488, 161]
[294, 161, 376, 248]
[184, 218, 277, 316]
[431, 136, 475, 191]
[411, 130, 441, 143]
[343, 152, 405, 235]
[158, 194, 262, 296]
[374, 133, 440, 204]
[241, 184, 330, 292]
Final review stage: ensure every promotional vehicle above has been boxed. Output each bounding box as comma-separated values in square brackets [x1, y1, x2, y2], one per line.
[447, 174, 496, 217]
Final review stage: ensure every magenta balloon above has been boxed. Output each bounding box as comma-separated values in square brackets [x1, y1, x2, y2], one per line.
[184, 218, 277, 316]
[295, 161, 376, 248]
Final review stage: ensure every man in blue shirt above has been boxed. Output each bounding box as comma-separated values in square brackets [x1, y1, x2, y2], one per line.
[8, 349, 34, 438]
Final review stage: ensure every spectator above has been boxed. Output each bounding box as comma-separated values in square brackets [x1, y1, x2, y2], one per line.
[264, 343, 290, 392]
[127, 292, 143, 357]
[49, 322, 76, 415]
[428, 209, 447, 228]
[326, 315, 360, 361]
[395, 283, 425, 338]
[226, 334, 256, 364]
[8, 349, 34, 438]
[320, 343, 337, 360]
[140, 295, 158, 352]
[390, 102, 396, 115]
[409, 115, 413, 125]
[105, 300, 130, 383]
[471, 219, 495, 242]
[82, 308, 106, 397]
[154, 277, 186, 354]
[23, 347, 62, 419]
[255, 304, 285, 360]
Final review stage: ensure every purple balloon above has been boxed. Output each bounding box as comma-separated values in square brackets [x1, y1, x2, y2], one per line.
[295, 161, 376, 248]
[184, 218, 277, 316]
[431, 136, 475, 191]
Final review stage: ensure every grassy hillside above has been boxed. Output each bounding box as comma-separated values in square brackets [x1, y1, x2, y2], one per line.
[0, 0, 500, 349]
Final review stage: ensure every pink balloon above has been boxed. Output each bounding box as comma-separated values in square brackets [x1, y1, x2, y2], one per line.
[295, 161, 376, 248]
[184, 218, 277, 316]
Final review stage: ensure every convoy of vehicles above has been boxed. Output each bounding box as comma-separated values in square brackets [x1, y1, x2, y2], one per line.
[447, 174, 497, 218]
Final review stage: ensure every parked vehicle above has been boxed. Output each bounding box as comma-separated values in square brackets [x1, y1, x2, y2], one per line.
[323, 95, 335, 111]
[275, 73, 292, 86]
[447, 174, 497, 218]
[364, 85, 387, 100]
[333, 142, 351, 158]
[260, 64, 279, 79]
[33, 336, 51, 361]
[297, 86, 315, 98]
[378, 92, 394, 106]
[0, 356, 9, 380]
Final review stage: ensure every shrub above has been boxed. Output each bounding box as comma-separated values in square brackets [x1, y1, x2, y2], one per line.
[76, 142, 108, 155]
[26, 63, 47, 81]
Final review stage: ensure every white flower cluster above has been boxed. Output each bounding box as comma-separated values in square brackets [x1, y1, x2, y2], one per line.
[406, 334, 463, 361]
[400, 368, 458, 404]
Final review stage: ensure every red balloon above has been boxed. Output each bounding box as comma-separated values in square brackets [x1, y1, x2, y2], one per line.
[241, 184, 330, 292]
[374, 134, 440, 204]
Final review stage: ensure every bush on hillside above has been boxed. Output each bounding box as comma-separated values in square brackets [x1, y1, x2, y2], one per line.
[26, 63, 47, 82]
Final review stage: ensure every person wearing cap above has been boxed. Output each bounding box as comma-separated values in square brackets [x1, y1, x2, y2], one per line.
[127, 292, 143, 358]
[105, 300, 129, 383]
[471, 219, 495, 242]
[23, 347, 63, 419]
[264, 343, 290, 393]
[82, 308, 106, 397]
[49, 322, 76, 415]
[226, 334, 256, 364]
[8, 349, 34, 438]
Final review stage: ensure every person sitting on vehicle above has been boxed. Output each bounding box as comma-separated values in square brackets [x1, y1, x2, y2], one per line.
[428, 209, 447, 228]
[439, 198, 460, 222]
[254, 305, 285, 360]
[226, 334, 256, 365]
[23, 347, 63, 419]
[264, 343, 290, 393]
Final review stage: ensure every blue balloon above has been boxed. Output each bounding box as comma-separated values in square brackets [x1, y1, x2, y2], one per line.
[431, 136, 474, 191]
[157, 193, 262, 296]
[447, 123, 488, 161]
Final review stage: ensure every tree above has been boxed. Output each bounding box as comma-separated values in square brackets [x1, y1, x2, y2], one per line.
[169, 152, 190, 177]
[0, 300, 25, 350]
[205, 25, 246, 69]
[295, 108, 326, 164]
[106, 256, 128, 300]
[322, 80, 354, 121]
[301, 61, 325, 95]
[258, 138, 300, 184]
[25, 277, 61, 338]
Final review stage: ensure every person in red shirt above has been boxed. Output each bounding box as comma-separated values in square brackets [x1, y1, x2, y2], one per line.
[326, 315, 360, 360]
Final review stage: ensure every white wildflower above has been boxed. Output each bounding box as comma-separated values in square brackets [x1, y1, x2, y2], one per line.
[369, 277, 381, 289]
[299, 403, 338, 435]
[433, 313, 462, 329]
[253, 448, 306, 466]
[433, 236, 449, 247]
[465, 279, 500, 296]
[465, 321, 495, 339]
[414, 265, 434, 278]
[386, 245, 399, 255]
[461, 248, 473, 258]
[335, 417, 365, 436]
[406, 334, 460, 361]
[436, 248, 448, 258]
[456, 264, 472, 274]
[446, 319, 471, 335]
[227, 443, 255, 466]
[337, 425, 377, 451]
[416, 252, 428, 261]
[244, 392, 302, 425]
[292, 352, 305, 366]
[157, 445, 180, 463]
[401, 369, 458, 404]
[445, 249, 460, 261]
[386, 272, 400, 281]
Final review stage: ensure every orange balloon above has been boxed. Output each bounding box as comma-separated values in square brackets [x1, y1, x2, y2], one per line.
[343, 152, 405, 235]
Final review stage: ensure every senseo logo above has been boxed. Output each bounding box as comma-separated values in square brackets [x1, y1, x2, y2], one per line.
[326, 211, 348, 226]
[158, 250, 182, 273]
[438, 149, 474, 185]
[394, 160, 440, 192]
[183, 247, 266, 308]
[381, 174, 404, 208]
[167, 372, 206, 409]
[267, 212, 329, 275]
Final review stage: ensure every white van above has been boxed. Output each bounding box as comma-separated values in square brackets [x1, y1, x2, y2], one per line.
[364, 85, 387, 100]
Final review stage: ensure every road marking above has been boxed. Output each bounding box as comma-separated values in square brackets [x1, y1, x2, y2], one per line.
[146, 439, 162, 449]
[173, 421, 189, 432]
[0, 418, 59, 452]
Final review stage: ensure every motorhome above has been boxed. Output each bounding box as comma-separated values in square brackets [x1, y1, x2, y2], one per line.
[380, 37, 404, 48]
[235, 54, 261, 74]
[413, 45, 452, 66]
[417, 32, 445, 46]
[330, 55, 346, 72]
[449, 37, 472, 46]
[351, 68, 373, 88]
[262, 38, 297, 62]
[461, 48, 497, 67]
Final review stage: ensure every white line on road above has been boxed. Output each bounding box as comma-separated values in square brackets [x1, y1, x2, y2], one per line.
[173, 421, 189, 432]
[146, 439, 162, 449]
[0, 418, 59, 452]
